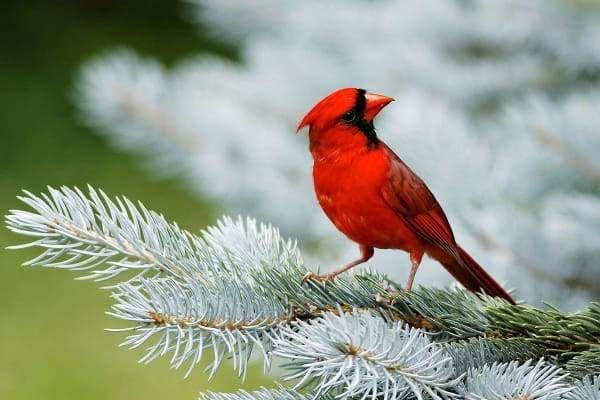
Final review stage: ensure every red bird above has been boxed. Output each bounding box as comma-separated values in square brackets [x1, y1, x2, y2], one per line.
[297, 88, 515, 304]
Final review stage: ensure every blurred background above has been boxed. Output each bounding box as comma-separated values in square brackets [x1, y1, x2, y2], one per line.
[2, 0, 600, 398]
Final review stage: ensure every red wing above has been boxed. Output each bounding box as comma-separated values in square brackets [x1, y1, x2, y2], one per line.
[380, 145, 458, 256]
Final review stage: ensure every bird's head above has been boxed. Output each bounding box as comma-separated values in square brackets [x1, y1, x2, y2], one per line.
[297, 88, 394, 150]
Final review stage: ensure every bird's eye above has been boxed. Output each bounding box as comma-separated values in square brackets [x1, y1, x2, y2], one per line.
[341, 110, 356, 123]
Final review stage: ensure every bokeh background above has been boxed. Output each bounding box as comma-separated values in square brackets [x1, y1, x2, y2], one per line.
[2, 0, 600, 398]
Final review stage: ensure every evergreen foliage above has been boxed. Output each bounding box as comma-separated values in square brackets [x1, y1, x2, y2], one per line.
[6, 186, 600, 399]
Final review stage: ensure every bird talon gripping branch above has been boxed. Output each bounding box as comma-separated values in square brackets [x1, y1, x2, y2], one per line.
[296, 88, 515, 304]
[301, 271, 335, 284]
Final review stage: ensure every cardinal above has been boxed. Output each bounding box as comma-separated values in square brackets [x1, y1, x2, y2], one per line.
[297, 88, 515, 304]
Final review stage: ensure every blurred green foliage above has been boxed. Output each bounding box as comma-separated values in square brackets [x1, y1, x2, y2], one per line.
[0, 1, 270, 398]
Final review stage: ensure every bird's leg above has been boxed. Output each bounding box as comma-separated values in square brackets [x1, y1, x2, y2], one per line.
[405, 250, 424, 291]
[302, 245, 374, 284]
[376, 250, 425, 305]
[405, 262, 419, 291]
[377, 251, 422, 304]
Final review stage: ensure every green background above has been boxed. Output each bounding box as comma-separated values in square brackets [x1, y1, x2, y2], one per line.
[0, 1, 271, 398]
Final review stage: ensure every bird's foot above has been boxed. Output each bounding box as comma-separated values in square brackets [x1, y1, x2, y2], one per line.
[376, 291, 402, 305]
[301, 271, 336, 285]
[376, 282, 404, 305]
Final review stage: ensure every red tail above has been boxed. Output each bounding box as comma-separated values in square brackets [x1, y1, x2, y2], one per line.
[440, 246, 515, 304]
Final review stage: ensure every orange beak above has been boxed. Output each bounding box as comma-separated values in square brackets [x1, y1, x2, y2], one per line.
[363, 92, 394, 122]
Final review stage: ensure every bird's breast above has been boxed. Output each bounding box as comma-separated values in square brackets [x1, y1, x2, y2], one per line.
[313, 146, 419, 250]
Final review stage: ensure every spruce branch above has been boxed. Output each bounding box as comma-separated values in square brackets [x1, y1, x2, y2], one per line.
[444, 337, 546, 376]
[387, 286, 506, 338]
[108, 276, 289, 378]
[462, 359, 572, 400]
[565, 376, 600, 400]
[6, 186, 600, 398]
[199, 388, 332, 400]
[273, 310, 461, 400]
[5, 186, 201, 281]
[253, 260, 388, 315]
[200, 216, 303, 281]
[5, 187, 303, 286]
[488, 302, 600, 357]
[565, 348, 600, 380]
[5, 187, 302, 379]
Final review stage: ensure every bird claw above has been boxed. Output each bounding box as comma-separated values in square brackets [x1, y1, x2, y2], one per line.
[376, 284, 403, 305]
[376, 293, 394, 304]
[301, 271, 336, 285]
